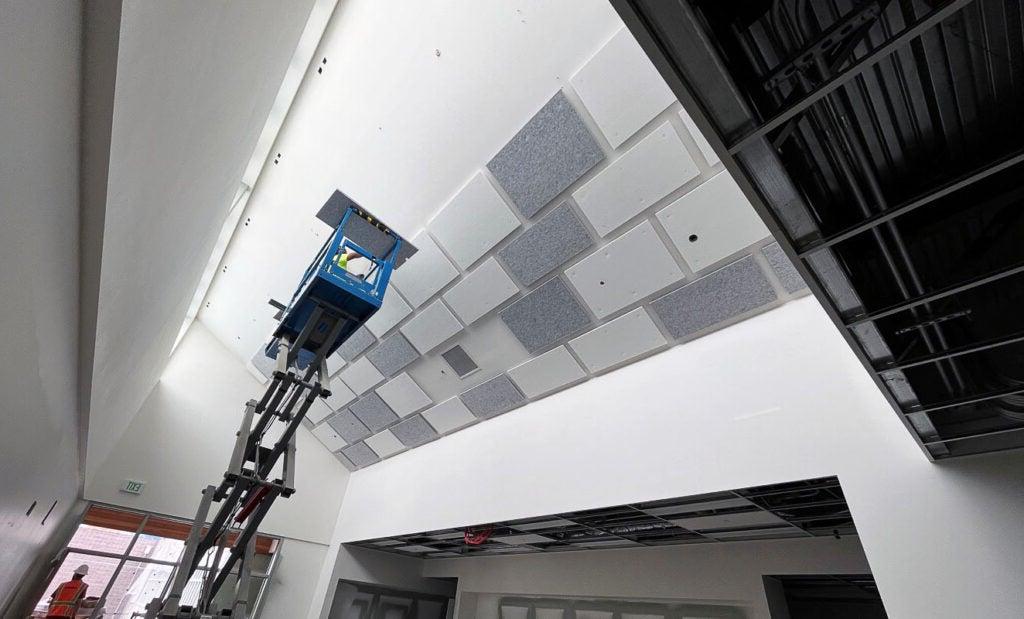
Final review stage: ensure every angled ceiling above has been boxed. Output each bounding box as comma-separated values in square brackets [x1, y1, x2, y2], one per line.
[197, 2, 811, 470]
[82, 0, 316, 482]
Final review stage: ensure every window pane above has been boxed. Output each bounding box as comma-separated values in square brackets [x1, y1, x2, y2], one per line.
[67, 523, 138, 555]
[33, 552, 119, 615]
[128, 534, 185, 563]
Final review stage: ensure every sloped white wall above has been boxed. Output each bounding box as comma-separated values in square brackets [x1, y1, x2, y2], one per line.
[0, 1, 82, 610]
[336, 298, 1024, 619]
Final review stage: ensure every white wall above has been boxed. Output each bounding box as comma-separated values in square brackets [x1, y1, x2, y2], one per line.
[85, 321, 348, 545]
[260, 537, 330, 618]
[428, 536, 869, 619]
[336, 298, 1024, 619]
[0, 0, 82, 610]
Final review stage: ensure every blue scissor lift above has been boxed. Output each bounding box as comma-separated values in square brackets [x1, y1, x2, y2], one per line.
[148, 193, 414, 619]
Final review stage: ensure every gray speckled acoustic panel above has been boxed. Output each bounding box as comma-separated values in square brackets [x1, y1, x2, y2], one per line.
[327, 409, 371, 444]
[500, 277, 593, 353]
[336, 326, 376, 361]
[315, 190, 417, 266]
[341, 442, 379, 467]
[762, 242, 807, 293]
[650, 256, 776, 339]
[366, 332, 419, 377]
[487, 91, 604, 218]
[498, 202, 593, 286]
[390, 415, 439, 447]
[460, 374, 526, 419]
[349, 392, 399, 432]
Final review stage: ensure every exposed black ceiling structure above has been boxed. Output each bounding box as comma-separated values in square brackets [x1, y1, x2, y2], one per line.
[348, 477, 854, 558]
[609, 0, 1024, 459]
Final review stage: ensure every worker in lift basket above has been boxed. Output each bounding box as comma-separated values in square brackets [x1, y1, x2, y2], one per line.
[44, 564, 89, 618]
[334, 247, 366, 278]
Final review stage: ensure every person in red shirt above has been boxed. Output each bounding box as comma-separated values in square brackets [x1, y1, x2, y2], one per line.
[45, 564, 89, 618]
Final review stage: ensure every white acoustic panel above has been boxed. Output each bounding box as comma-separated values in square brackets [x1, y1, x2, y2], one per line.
[679, 106, 720, 165]
[670, 510, 788, 531]
[365, 290, 412, 338]
[421, 397, 477, 435]
[324, 379, 356, 410]
[656, 171, 769, 271]
[429, 172, 520, 269]
[311, 423, 346, 452]
[570, 27, 675, 148]
[443, 257, 519, 325]
[508, 346, 586, 398]
[391, 233, 459, 308]
[306, 399, 334, 425]
[565, 220, 684, 318]
[365, 429, 405, 458]
[325, 350, 345, 377]
[376, 373, 432, 418]
[574, 121, 699, 236]
[339, 357, 385, 395]
[400, 299, 463, 354]
[569, 308, 666, 373]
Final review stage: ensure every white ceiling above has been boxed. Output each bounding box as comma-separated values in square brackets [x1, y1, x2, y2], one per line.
[83, 0, 316, 482]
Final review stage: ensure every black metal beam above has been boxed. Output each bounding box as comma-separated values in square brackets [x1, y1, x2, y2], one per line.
[922, 425, 1024, 447]
[877, 330, 1024, 372]
[908, 384, 1024, 415]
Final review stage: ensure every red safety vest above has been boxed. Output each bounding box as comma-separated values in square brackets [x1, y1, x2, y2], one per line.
[46, 579, 88, 618]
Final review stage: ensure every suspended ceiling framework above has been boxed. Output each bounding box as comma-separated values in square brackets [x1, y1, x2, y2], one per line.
[348, 476, 853, 558]
[610, 0, 1024, 459]
[200, 20, 808, 470]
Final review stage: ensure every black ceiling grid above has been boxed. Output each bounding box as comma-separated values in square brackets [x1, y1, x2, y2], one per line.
[347, 476, 855, 558]
[608, 0, 1024, 459]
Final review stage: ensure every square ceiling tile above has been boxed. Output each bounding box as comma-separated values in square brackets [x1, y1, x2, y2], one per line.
[336, 326, 376, 361]
[498, 202, 593, 286]
[306, 398, 334, 425]
[508, 518, 576, 531]
[429, 172, 520, 269]
[324, 378, 356, 410]
[390, 414, 438, 447]
[443, 257, 520, 325]
[365, 429, 405, 458]
[400, 299, 463, 354]
[339, 357, 385, 394]
[341, 442, 379, 467]
[490, 533, 554, 546]
[650, 256, 776, 340]
[762, 242, 806, 293]
[250, 349, 276, 381]
[422, 397, 477, 434]
[365, 290, 412, 338]
[508, 346, 586, 399]
[571, 28, 675, 148]
[311, 423, 346, 452]
[349, 393, 398, 432]
[488, 91, 605, 218]
[327, 409, 371, 444]
[395, 544, 435, 554]
[334, 451, 356, 472]
[376, 373, 432, 417]
[499, 277, 593, 353]
[565, 219, 684, 319]
[679, 107, 720, 166]
[574, 121, 699, 237]
[656, 171, 769, 272]
[366, 332, 419, 377]
[710, 528, 806, 540]
[325, 350, 345, 376]
[569, 307, 666, 373]
[460, 374, 525, 419]
[670, 509, 788, 531]
[391, 233, 459, 308]
[641, 497, 752, 517]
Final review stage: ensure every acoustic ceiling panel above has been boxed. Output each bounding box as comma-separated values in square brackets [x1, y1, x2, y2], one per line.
[349, 392, 399, 432]
[306, 398, 334, 425]
[570, 27, 676, 148]
[574, 121, 699, 236]
[678, 107, 719, 166]
[333, 451, 356, 472]
[365, 290, 412, 338]
[762, 242, 806, 294]
[376, 373, 432, 418]
[656, 171, 769, 272]
[339, 357, 385, 395]
[390, 414, 439, 447]
[565, 220, 684, 319]
[400, 299, 463, 354]
[341, 442, 379, 467]
[315, 190, 418, 267]
[569, 308, 666, 373]
[366, 332, 419, 377]
[325, 350, 345, 377]
[391, 233, 459, 308]
[708, 528, 806, 541]
[670, 510, 788, 531]
[429, 172, 521, 269]
[460, 374, 526, 419]
[336, 326, 376, 362]
[508, 345, 587, 399]
[490, 533, 554, 545]
[443, 257, 520, 325]
[650, 256, 776, 340]
[365, 429, 405, 458]
[500, 277, 593, 353]
[327, 409, 371, 444]
[422, 397, 478, 435]
[249, 349, 276, 381]
[640, 497, 752, 517]
[311, 423, 346, 452]
[487, 91, 605, 218]
[324, 378, 356, 411]
[498, 202, 593, 286]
